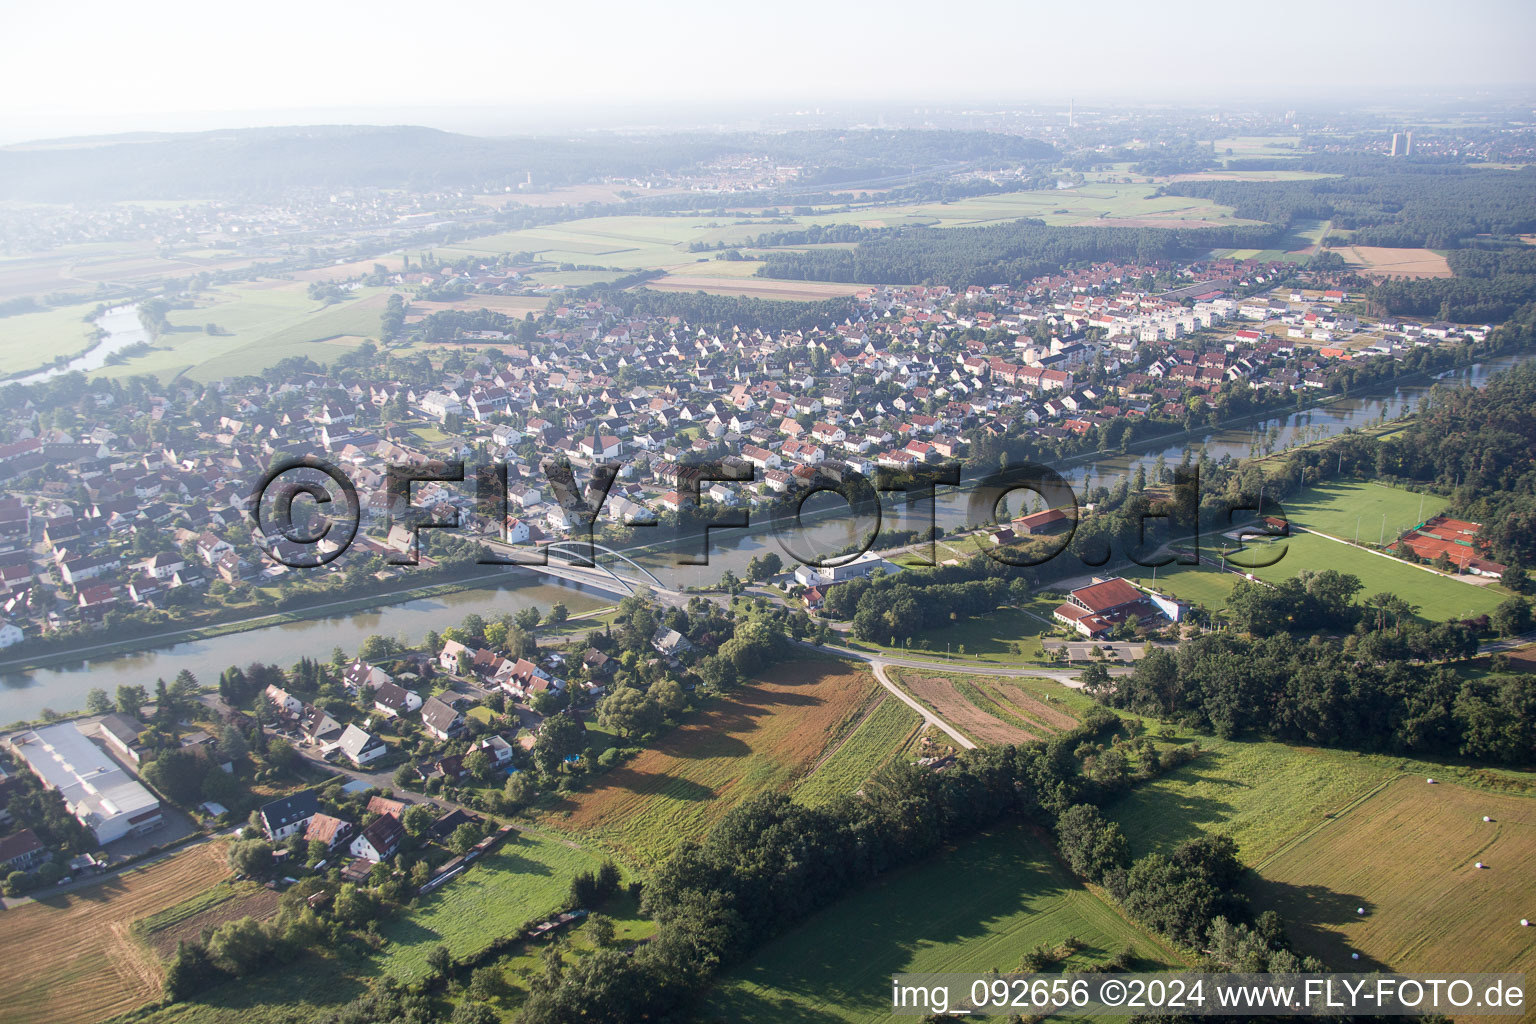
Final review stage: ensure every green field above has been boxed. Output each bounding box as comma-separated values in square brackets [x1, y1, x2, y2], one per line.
[843, 597, 1057, 664]
[794, 694, 921, 807]
[1276, 479, 1447, 542]
[436, 184, 1258, 292]
[1245, 533, 1506, 622]
[1106, 734, 1405, 864]
[707, 823, 1182, 1024]
[1248, 776, 1536, 972]
[1124, 563, 1242, 611]
[1106, 727, 1536, 863]
[1129, 479, 1504, 621]
[373, 828, 603, 981]
[0, 300, 102, 376]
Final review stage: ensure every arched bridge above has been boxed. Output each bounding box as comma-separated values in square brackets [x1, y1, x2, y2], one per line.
[541, 540, 664, 593]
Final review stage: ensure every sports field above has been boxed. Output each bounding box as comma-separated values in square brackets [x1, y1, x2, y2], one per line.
[540, 659, 878, 865]
[794, 693, 921, 806]
[1276, 479, 1447, 541]
[1245, 533, 1507, 622]
[0, 841, 230, 1024]
[707, 822, 1183, 1024]
[1124, 563, 1243, 611]
[1248, 776, 1536, 972]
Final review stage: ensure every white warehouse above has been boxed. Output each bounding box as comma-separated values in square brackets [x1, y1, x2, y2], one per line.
[5, 722, 162, 845]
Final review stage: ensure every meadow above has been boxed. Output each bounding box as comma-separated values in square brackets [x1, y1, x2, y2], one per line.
[843, 596, 1058, 664]
[539, 659, 877, 866]
[1249, 776, 1536, 971]
[0, 299, 103, 376]
[0, 841, 231, 1024]
[103, 282, 384, 381]
[372, 828, 604, 982]
[707, 822, 1183, 1024]
[793, 693, 921, 807]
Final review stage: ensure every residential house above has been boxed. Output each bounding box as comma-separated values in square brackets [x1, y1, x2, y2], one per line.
[348, 814, 405, 861]
[259, 791, 321, 841]
[335, 724, 387, 766]
[419, 695, 466, 742]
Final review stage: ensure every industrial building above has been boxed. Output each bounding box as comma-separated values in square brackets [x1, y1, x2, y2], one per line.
[5, 722, 162, 845]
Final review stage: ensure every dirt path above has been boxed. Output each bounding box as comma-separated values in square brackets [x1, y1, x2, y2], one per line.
[870, 662, 976, 750]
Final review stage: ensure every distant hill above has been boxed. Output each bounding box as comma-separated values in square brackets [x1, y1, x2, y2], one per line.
[0, 125, 1055, 202]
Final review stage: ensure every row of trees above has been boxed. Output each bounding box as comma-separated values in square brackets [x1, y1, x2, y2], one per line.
[1097, 630, 1535, 764]
[757, 217, 1280, 289]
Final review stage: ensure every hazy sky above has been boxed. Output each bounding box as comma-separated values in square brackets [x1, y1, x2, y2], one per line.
[3, 0, 1534, 141]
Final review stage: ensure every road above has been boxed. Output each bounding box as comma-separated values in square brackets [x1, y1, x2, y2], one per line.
[793, 639, 1119, 752]
[870, 662, 974, 750]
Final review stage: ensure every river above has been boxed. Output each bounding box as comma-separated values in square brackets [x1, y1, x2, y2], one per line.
[10, 304, 151, 384]
[0, 577, 612, 724]
[0, 353, 1526, 722]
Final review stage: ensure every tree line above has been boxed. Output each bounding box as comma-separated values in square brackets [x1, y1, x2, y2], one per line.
[755, 218, 1281, 289]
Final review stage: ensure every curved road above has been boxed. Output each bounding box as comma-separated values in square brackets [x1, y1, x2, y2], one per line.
[798, 639, 1123, 752]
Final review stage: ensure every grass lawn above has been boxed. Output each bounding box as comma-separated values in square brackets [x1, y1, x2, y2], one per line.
[843, 597, 1057, 664]
[1244, 533, 1508, 622]
[373, 829, 603, 982]
[706, 822, 1184, 1024]
[794, 693, 921, 807]
[1276, 479, 1446, 541]
[1124, 563, 1242, 612]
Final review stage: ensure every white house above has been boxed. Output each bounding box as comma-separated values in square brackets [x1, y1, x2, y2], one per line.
[348, 814, 404, 861]
[335, 724, 386, 766]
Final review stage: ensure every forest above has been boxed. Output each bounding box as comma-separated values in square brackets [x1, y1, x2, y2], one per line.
[1096, 618, 1533, 764]
[1367, 246, 1536, 323]
[755, 218, 1281, 288]
[1161, 161, 1536, 248]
